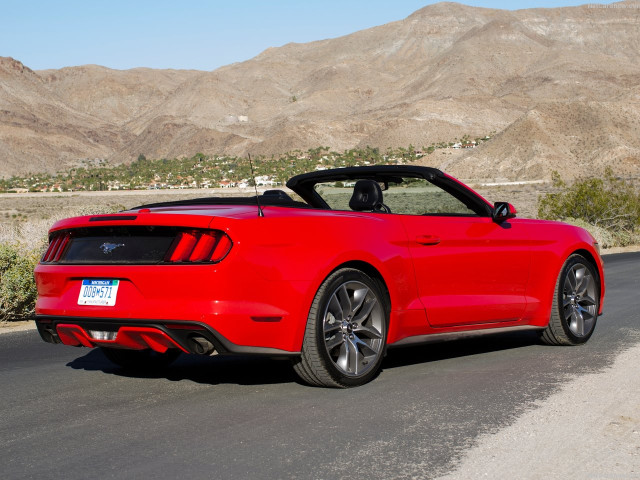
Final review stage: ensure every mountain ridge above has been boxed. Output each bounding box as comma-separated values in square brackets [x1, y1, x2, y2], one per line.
[1, 1, 640, 180]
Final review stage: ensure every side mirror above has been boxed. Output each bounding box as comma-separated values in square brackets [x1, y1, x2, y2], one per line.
[492, 202, 517, 223]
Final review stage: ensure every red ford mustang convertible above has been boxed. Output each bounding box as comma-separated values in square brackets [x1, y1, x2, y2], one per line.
[34, 166, 605, 387]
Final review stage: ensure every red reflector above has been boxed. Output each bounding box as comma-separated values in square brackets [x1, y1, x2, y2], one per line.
[250, 316, 283, 322]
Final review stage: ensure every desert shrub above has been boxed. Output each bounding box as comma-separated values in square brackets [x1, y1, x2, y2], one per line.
[0, 242, 40, 321]
[0, 203, 126, 321]
[538, 169, 640, 247]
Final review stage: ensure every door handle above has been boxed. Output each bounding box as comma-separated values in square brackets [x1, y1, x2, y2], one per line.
[416, 235, 441, 245]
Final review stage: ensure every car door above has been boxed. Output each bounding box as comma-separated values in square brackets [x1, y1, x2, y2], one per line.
[384, 178, 532, 328]
[401, 215, 532, 327]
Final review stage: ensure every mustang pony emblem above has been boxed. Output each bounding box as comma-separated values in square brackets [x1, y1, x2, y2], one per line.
[100, 242, 125, 254]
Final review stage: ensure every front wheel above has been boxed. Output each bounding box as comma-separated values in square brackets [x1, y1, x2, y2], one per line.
[540, 254, 600, 345]
[292, 268, 389, 388]
[100, 347, 181, 371]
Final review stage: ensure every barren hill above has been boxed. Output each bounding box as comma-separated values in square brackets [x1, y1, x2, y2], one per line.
[1, 1, 640, 180]
[0, 57, 129, 175]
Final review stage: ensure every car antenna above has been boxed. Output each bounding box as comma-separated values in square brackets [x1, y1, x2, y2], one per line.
[248, 153, 264, 217]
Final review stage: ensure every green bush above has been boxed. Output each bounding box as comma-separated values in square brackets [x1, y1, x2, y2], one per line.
[538, 169, 640, 247]
[0, 204, 127, 322]
[0, 243, 40, 321]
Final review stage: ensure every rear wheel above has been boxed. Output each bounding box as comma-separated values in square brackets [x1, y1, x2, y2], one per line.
[293, 268, 388, 388]
[540, 254, 599, 345]
[100, 347, 181, 370]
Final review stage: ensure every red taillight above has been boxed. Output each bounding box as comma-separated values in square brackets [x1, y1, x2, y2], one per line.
[165, 230, 232, 263]
[52, 234, 70, 262]
[41, 232, 70, 263]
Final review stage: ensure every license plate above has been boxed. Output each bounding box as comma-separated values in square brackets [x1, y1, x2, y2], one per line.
[78, 279, 119, 306]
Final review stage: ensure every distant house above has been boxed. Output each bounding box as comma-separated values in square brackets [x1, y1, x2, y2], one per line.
[255, 175, 276, 186]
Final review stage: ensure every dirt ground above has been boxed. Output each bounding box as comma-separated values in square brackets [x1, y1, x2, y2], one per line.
[436, 340, 640, 480]
[0, 320, 34, 332]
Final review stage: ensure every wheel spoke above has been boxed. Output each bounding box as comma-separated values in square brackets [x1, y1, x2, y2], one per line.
[353, 335, 379, 357]
[565, 269, 577, 292]
[574, 266, 586, 292]
[577, 304, 594, 320]
[324, 323, 341, 333]
[336, 285, 352, 319]
[579, 295, 597, 307]
[325, 333, 344, 351]
[346, 336, 360, 375]
[328, 294, 343, 322]
[565, 307, 574, 321]
[563, 297, 572, 308]
[354, 323, 382, 340]
[576, 273, 591, 297]
[350, 286, 369, 317]
[336, 343, 349, 372]
[571, 306, 585, 336]
[353, 296, 377, 324]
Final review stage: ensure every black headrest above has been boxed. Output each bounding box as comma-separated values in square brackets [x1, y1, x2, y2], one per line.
[262, 189, 293, 201]
[349, 180, 383, 211]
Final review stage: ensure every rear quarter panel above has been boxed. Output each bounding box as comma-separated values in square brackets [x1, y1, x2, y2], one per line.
[213, 207, 422, 348]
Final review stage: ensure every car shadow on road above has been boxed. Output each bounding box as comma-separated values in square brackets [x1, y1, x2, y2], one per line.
[66, 329, 542, 386]
[383, 329, 542, 370]
[67, 349, 299, 386]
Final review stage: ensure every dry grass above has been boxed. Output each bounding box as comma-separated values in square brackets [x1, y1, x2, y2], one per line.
[0, 189, 252, 250]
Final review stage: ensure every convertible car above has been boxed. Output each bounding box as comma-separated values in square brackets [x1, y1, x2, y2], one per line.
[34, 166, 605, 387]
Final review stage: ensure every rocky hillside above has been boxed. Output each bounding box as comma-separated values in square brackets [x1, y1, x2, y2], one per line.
[1, 1, 640, 180]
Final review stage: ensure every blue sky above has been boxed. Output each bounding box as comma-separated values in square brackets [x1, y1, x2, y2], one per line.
[3, 0, 617, 71]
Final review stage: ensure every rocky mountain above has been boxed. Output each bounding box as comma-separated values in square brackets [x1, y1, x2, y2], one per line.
[1, 1, 640, 180]
[0, 57, 129, 175]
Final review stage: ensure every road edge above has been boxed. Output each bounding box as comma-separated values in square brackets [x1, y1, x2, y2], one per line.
[0, 320, 36, 334]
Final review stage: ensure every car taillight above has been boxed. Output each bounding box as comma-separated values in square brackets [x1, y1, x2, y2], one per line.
[41, 232, 71, 263]
[165, 230, 232, 263]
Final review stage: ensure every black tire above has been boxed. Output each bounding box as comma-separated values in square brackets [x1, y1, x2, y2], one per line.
[100, 347, 181, 370]
[292, 268, 389, 388]
[540, 254, 600, 346]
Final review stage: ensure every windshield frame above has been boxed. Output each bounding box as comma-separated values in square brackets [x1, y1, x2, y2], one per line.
[287, 166, 493, 217]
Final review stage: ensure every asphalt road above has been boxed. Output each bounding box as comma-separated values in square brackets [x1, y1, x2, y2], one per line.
[1, 252, 639, 480]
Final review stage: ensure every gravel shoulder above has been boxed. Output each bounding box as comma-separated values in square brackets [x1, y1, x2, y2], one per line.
[436, 340, 640, 480]
[0, 320, 35, 333]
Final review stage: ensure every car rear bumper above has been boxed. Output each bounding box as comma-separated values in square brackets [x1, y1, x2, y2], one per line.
[35, 316, 300, 356]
